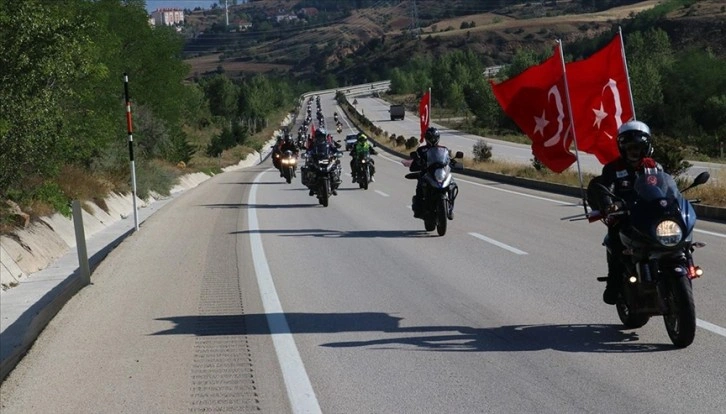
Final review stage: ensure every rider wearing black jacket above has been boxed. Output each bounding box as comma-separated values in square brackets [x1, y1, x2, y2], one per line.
[587, 120, 662, 305]
[277, 135, 299, 176]
[410, 127, 442, 218]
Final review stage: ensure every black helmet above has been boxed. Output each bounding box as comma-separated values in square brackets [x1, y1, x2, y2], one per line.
[314, 128, 327, 142]
[357, 133, 367, 143]
[617, 120, 652, 162]
[424, 127, 440, 146]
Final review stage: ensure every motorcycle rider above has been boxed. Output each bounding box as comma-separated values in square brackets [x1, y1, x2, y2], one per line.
[271, 134, 285, 170]
[304, 128, 342, 195]
[277, 134, 299, 176]
[586, 120, 662, 305]
[350, 133, 377, 183]
[410, 127, 445, 218]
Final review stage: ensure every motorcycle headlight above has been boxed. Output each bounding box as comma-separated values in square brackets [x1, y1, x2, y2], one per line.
[655, 220, 683, 246]
[360, 159, 366, 164]
[434, 168, 446, 182]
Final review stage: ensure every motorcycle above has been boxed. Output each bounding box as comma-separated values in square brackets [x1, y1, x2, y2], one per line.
[405, 147, 463, 236]
[279, 149, 297, 184]
[353, 151, 374, 190]
[590, 170, 710, 348]
[336, 124, 343, 134]
[301, 143, 343, 207]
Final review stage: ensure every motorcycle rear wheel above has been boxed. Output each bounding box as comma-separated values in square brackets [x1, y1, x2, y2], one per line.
[616, 296, 650, 329]
[424, 216, 436, 231]
[663, 276, 696, 348]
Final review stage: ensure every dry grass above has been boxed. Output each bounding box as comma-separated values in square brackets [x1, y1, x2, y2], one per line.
[422, 0, 663, 38]
[684, 169, 726, 207]
[185, 53, 293, 79]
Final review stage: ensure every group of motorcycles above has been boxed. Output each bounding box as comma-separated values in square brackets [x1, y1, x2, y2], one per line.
[272, 94, 712, 348]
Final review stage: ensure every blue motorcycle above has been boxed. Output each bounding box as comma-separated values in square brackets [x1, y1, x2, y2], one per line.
[592, 170, 709, 348]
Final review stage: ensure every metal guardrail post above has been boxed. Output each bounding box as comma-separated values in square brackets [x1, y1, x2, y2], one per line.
[71, 200, 91, 286]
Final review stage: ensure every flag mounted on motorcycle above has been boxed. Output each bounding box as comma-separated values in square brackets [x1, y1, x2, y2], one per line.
[490, 43, 577, 173]
[490, 33, 635, 172]
[419, 89, 431, 143]
[566, 33, 634, 165]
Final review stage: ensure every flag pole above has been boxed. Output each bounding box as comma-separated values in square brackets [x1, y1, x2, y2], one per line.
[619, 27, 637, 120]
[557, 40, 588, 215]
[428, 87, 432, 128]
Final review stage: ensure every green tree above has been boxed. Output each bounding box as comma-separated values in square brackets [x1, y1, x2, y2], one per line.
[0, 0, 98, 194]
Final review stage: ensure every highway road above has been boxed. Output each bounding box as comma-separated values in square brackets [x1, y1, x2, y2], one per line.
[1, 91, 725, 414]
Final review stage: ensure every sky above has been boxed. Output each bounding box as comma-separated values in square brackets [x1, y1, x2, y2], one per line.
[145, 1, 220, 13]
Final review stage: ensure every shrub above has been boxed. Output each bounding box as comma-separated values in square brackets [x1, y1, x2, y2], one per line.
[532, 156, 548, 172]
[405, 136, 419, 149]
[472, 139, 493, 162]
[395, 135, 406, 146]
[653, 135, 692, 177]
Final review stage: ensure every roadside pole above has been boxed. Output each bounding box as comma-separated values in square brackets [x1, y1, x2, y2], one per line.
[123, 73, 139, 231]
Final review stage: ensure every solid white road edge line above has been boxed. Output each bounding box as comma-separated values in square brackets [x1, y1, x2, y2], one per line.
[469, 232, 528, 255]
[694, 228, 726, 238]
[697, 319, 726, 339]
[248, 170, 322, 414]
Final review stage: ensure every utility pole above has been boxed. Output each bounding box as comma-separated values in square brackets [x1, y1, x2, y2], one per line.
[225, 0, 229, 27]
[410, 0, 420, 38]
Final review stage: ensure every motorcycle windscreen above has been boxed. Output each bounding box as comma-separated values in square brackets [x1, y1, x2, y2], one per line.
[311, 143, 333, 159]
[426, 147, 451, 169]
[633, 171, 681, 203]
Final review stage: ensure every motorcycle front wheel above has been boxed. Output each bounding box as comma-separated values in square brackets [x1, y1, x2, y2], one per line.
[436, 198, 448, 236]
[319, 179, 329, 207]
[663, 276, 696, 348]
[363, 166, 370, 190]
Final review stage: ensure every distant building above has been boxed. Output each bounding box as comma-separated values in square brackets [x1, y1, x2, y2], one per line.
[150, 8, 184, 26]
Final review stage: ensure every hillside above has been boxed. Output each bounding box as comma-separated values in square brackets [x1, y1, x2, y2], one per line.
[182, 0, 726, 81]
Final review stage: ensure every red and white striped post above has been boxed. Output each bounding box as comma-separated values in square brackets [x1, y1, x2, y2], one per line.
[123, 73, 139, 231]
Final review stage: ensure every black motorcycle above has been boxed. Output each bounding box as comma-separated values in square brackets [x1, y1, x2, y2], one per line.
[353, 151, 374, 190]
[591, 170, 709, 348]
[301, 143, 343, 207]
[405, 147, 463, 236]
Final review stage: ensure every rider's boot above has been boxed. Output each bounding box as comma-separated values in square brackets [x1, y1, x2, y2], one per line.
[603, 251, 622, 305]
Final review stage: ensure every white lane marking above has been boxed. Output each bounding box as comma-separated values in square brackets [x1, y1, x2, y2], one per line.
[375, 190, 389, 197]
[457, 177, 575, 205]
[697, 319, 726, 338]
[694, 228, 726, 238]
[469, 232, 528, 255]
[248, 171, 322, 414]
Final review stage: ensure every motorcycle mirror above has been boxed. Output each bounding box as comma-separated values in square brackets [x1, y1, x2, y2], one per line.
[593, 182, 620, 201]
[454, 151, 464, 159]
[693, 171, 710, 186]
[682, 171, 710, 193]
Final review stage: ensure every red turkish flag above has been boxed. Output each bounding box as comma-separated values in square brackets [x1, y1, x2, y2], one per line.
[490, 44, 576, 173]
[419, 90, 430, 142]
[566, 33, 634, 164]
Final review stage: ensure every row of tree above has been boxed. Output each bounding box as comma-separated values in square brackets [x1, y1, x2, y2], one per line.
[0, 0, 301, 201]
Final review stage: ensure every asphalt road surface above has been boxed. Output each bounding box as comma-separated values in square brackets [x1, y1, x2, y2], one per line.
[1, 93, 725, 414]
